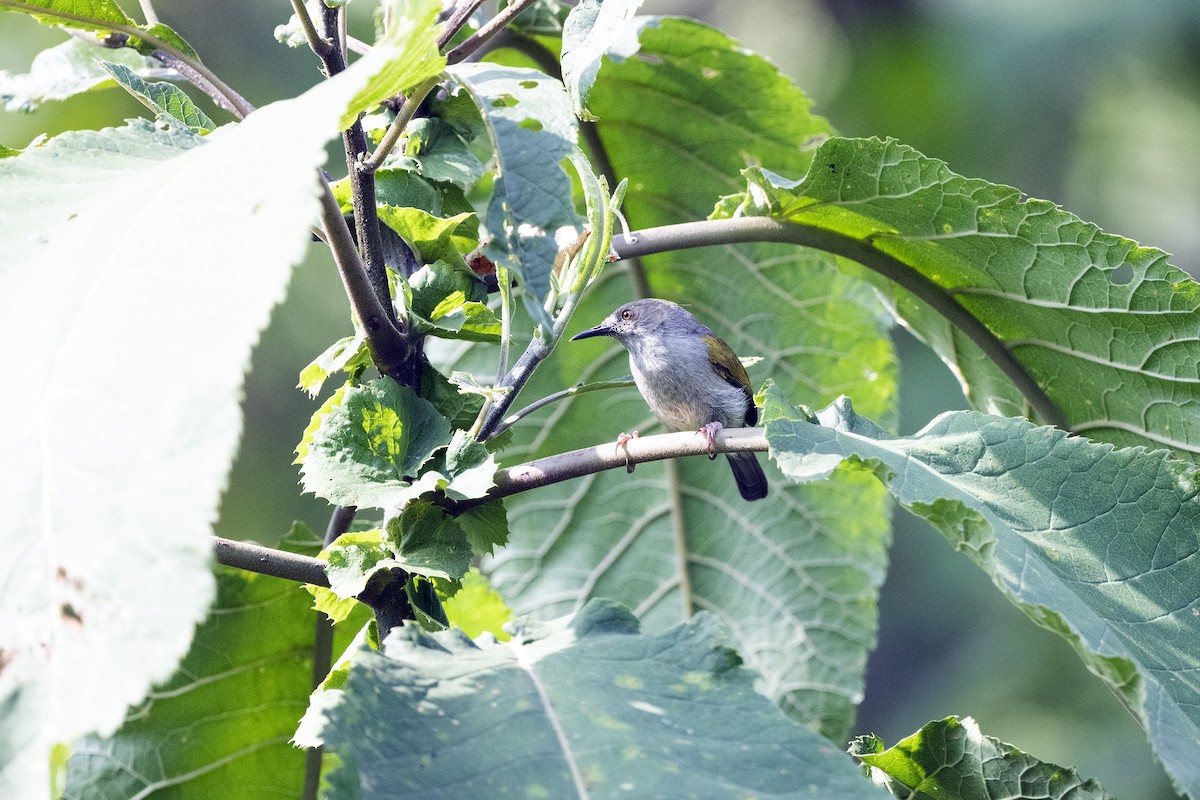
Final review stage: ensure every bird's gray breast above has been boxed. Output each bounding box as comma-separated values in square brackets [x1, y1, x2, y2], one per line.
[626, 334, 749, 432]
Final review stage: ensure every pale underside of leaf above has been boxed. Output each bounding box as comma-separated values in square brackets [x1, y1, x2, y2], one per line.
[765, 391, 1200, 798]
[0, 37, 425, 798]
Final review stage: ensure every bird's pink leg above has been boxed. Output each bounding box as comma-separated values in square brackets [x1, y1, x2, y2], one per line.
[698, 421, 723, 460]
[616, 431, 639, 473]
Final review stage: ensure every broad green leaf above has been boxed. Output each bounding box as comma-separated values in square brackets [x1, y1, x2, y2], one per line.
[763, 386, 1200, 798]
[456, 500, 509, 557]
[727, 138, 1200, 460]
[296, 383, 350, 464]
[0, 2, 197, 59]
[474, 16, 895, 741]
[332, 166, 438, 214]
[301, 378, 452, 509]
[62, 545, 366, 800]
[446, 61, 584, 331]
[0, 38, 426, 798]
[312, 599, 888, 799]
[421, 361, 485, 431]
[338, 0, 445, 130]
[851, 717, 1114, 800]
[0, 37, 163, 112]
[99, 59, 215, 133]
[560, 0, 641, 120]
[406, 258, 501, 343]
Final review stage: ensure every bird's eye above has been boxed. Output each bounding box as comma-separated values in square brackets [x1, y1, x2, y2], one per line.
[621, 309, 632, 321]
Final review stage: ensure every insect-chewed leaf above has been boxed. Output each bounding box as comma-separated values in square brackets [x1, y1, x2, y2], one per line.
[446, 62, 584, 331]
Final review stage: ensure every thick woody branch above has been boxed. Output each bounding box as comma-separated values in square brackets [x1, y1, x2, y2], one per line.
[317, 179, 413, 375]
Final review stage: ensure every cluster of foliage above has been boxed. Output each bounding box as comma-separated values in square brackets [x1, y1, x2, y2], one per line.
[1, 0, 1198, 798]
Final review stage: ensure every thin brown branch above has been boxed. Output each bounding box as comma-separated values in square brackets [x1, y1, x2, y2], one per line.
[445, 0, 540, 64]
[455, 427, 768, 512]
[212, 537, 329, 586]
[437, 0, 485, 48]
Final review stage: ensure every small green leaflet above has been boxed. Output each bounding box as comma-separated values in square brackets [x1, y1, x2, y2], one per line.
[298, 334, 371, 398]
[100, 60, 215, 133]
[301, 378, 451, 508]
[851, 717, 1114, 800]
[376, 206, 477, 271]
[402, 117, 487, 189]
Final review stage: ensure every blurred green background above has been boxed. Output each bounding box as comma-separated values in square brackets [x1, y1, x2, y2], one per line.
[5, 2, 1197, 797]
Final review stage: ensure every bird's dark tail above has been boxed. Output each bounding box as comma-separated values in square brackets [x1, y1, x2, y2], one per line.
[726, 452, 768, 501]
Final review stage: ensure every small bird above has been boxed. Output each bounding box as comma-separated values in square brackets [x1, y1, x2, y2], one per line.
[570, 298, 768, 501]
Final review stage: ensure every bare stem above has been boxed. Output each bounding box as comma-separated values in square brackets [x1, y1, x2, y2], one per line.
[445, 0, 540, 64]
[317, 177, 414, 377]
[212, 537, 329, 586]
[311, 3, 420, 386]
[136, 0, 158, 26]
[363, 74, 443, 173]
[437, 0, 485, 48]
[289, 0, 332, 58]
[453, 427, 769, 513]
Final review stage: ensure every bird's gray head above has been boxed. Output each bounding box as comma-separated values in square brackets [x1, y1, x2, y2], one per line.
[569, 299, 706, 346]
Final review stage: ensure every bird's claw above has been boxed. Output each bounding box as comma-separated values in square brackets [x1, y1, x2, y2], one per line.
[616, 431, 639, 473]
[699, 422, 723, 460]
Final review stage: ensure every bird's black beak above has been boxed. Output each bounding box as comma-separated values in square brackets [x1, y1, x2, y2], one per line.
[570, 325, 612, 342]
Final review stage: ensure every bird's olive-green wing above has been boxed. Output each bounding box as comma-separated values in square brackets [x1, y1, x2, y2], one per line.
[703, 334, 757, 426]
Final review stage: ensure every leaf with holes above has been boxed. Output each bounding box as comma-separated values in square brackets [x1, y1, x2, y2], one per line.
[311, 599, 888, 798]
[446, 62, 583, 331]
